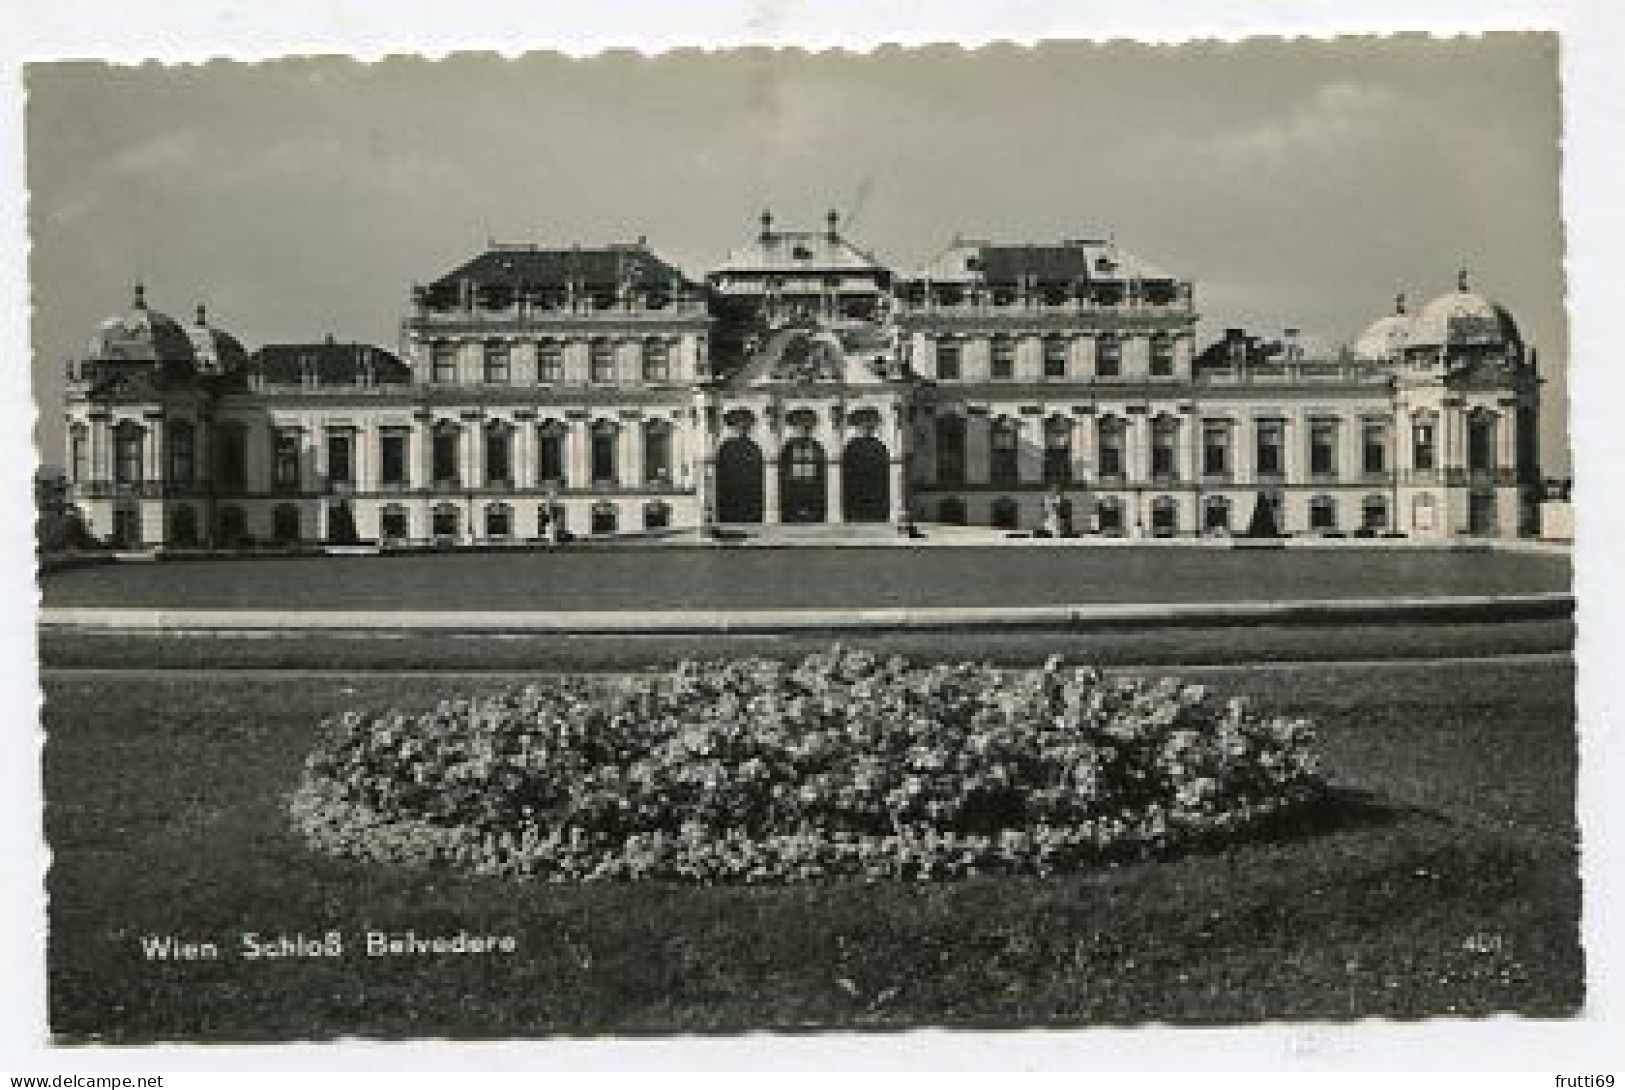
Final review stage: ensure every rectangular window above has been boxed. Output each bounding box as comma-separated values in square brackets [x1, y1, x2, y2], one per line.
[990, 338, 1015, 380]
[114, 429, 143, 486]
[642, 341, 670, 382]
[1151, 424, 1178, 480]
[591, 430, 617, 483]
[1043, 423, 1072, 484]
[70, 434, 87, 483]
[273, 430, 302, 491]
[1309, 420, 1338, 478]
[379, 432, 408, 488]
[1150, 337, 1175, 377]
[936, 417, 966, 485]
[1468, 418, 1495, 473]
[936, 340, 961, 381]
[537, 341, 563, 383]
[432, 431, 459, 485]
[1413, 421, 1437, 472]
[431, 342, 457, 384]
[1362, 421, 1388, 475]
[485, 429, 511, 486]
[590, 341, 616, 384]
[538, 430, 566, 484]
[1096, 337, 1121, 378]
[217, 428, 246, 491]
[645, 428, 672, 483]
[1042, 338, 1068, 379]
[483, 342, 510, 384]
[1098, 421, 1125, 479]
[1202, 421, 1230, 477]
[168, 427, 194, 485]
[1255, 419, 1284, 478]
[326, 432, 353, 487]
[990, 423, 1019, 484]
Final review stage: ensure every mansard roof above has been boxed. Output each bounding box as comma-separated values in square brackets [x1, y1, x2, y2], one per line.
[915, 238, 1181, 285]
[423, 241, 697, 300]
[252, 339, 410, 386]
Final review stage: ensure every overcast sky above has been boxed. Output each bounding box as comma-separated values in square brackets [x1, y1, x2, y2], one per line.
[25, 35, 1566, 470]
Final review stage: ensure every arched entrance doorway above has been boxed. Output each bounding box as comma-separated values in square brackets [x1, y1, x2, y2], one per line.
[716, 437, 765, 523]
[842, 436, 890, 523]
[780, 437, 827, 523]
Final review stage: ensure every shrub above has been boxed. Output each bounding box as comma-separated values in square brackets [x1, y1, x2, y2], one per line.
[289, 647, 1326, 882]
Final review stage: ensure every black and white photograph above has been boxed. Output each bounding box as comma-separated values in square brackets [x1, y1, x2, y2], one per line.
[9, 6, 1617, 1071]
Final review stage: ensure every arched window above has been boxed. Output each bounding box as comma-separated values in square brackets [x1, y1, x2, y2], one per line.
[168, 505, 197, 547]
[1043, 417, 1072, 484]
[935, 415, 966, 485]
[485, 502, 513, 539]
[432, 502, 460, 539]
[1203, 495, 1231, 534]
[1096, 496, 1124, 536]
[937, 496, 967, 525]
[991, 496, 1019, 530]
[216, 505, 247, 547]
[990, 418, 1020, 485]
[1310, 494, 1338, 532]
[380, 503, 410, 543]
[272, 504, 301, 545]
[1360, 494, 1389, 534]
[591, 501, 618, 536]
[644, 500, 671, 530]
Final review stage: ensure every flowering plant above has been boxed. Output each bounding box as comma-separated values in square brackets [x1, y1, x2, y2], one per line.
[289, 647, 1325, 882]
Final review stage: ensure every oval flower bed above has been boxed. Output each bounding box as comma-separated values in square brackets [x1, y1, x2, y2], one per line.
[288, 647, 1327, 883]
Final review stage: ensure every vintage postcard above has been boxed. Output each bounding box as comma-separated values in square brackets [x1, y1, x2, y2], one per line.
[14, 19, 1607, 1070]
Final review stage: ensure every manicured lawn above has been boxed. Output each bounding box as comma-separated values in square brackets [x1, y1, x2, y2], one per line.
[42, 655, 1580, 1040]
[39, 546, 1570, 611]
[38, 618, 1574, 673]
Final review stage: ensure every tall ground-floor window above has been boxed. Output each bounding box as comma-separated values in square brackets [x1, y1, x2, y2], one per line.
[538, 427, 567, 485]
[1097, 418, 1125, 480]
[1151, 496, 1179, 537]
[990, 419, 1020, 485]
[114, 425, 143, 486]
[168, 422, 195, 486]
[272, 504, 301, 545]
[432, 502, 460, 539]
[380, 504, 410, 543]
[432, 428, 460, 486]
[1043, 417, 1072, 484]
[168, 505, 198, 547]
[379, 431, 408, 488]
[1096, 497, 1124, 535]
[936, 415, 966, 484]
[485, 501, 512, 539]
[485, 426, 512, 486]
[645, 425, 672, 484]
[591, 425, 618, 484]
[217, 504, 247, 547]
[1309, 494, 1338, 532]
[1361, 494, 1389, 533]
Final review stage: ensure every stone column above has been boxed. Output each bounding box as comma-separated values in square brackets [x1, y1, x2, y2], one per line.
[826, 454, 845, 524]
[889, 455, 909, 527]
[763, 448, 783, 523]
[1496, 409, 1515, 474]
[1283, 413, 1304, 484]
[144, 416, 165, 486]
[965, 413, 990, 484]
[515, 419, 535, 490]
[569, 420, 592, 490]
[90, 414, 110, 483]
[621, 420, 641, 489]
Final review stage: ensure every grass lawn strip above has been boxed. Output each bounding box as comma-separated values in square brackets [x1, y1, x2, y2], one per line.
[43, 657, 1579, 1038]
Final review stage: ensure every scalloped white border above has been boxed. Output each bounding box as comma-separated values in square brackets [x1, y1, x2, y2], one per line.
[3, 0, 1620, 1076]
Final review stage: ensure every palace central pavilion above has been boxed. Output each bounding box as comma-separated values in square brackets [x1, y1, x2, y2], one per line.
[61, 212, 1542, 549]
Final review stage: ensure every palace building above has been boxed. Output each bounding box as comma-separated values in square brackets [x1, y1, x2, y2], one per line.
[60, 212, 1543, 549]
